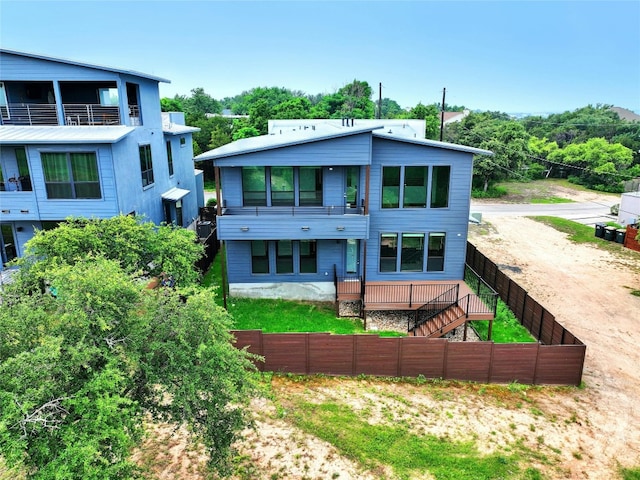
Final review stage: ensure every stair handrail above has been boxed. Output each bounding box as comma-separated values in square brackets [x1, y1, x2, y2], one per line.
[408, 284, 459, 332]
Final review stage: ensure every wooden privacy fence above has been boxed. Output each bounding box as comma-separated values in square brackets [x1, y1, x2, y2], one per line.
[228, 242, 586, 386]
[465, 242, 584, 346]
[232, 331, 585, 385]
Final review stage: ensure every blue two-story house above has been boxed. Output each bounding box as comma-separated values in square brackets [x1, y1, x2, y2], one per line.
[0, 49, 202, 269]
[196, 121, 494, 333]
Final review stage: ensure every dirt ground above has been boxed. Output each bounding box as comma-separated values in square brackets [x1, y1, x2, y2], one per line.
[137, 185, 640, 479]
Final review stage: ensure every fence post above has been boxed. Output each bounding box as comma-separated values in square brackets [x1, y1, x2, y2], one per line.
[409, 284, 413, 308]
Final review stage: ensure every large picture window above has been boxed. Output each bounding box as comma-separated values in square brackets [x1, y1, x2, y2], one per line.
[400, 233, 425, 271]
[242, 167, 267, 206]
[379, 233, 398, 272]
[431, 166, 450, 208]
[299, 167, 322, 206]
[41, 152, 100, 199]
[381, 167, 400, 208]
[271, 167, 294, 206]
[403, 166, 428, 208]
[427, 233, 446, 271]
[276, 240, 294, 274]
[299, 240, 317, 273]
[251, 240, 269, 274]
[139, 144, 154, 187]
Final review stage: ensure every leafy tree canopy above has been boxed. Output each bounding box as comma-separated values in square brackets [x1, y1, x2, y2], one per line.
[16, 215, 204, 289]
[0, 219, 260, 479]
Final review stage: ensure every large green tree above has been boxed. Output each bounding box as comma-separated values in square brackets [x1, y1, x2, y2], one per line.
[0, 218, 260, 478]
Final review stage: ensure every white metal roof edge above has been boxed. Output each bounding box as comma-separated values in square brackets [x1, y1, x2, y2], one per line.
[195, 125, 384, 161]
[0, 126, 136, 144]
[163, 125, 201, 136]
[161, 187, 190, 201]
[372, 131, 494, 156]
[0, 48, 171, 84]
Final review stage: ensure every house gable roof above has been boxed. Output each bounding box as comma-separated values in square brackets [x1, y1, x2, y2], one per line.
[0, 48, 170, 83]
[195, 125, 383, 161]
[195, 124, 493, 162]
[372, 131, 493, 156]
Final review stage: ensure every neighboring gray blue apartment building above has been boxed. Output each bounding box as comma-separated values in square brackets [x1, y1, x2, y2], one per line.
[0, 49, 203, 269]
[196, 119, 492, 307]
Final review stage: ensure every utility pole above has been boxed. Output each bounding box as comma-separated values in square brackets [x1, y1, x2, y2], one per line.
[378, 82, 382, 119]
[439, 87, 446, 141]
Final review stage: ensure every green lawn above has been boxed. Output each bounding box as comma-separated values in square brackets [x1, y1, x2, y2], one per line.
[204, 251, 537, 341]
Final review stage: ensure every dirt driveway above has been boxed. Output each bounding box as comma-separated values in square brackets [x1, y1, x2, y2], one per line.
[467, 185, 640, 478]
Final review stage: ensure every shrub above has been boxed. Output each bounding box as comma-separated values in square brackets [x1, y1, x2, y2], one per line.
[206, 197, 217, 207]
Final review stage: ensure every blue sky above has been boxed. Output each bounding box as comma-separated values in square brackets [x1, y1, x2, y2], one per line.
[1, 0, 639, 114]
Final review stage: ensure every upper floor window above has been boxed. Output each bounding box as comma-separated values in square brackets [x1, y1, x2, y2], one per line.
[382, 167, 400, 208]
[139, 145, 154, 188]
[41, 152, 101, 199]
[242, 166, 267, 206]
[381, 165, 450, 209]
[299, 167, 322, 206]
[346, 166, 359, 206]
[242, 166, 323, 207]
[403, 166, 427, 208]
[166, 140, 174, 177]
[98, 88, 119, 106]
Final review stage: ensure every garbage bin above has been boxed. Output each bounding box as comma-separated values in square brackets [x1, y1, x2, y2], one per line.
[604, 226, 616, 241]
[615, 229, 626, 244]
[595, 223, 605, 238]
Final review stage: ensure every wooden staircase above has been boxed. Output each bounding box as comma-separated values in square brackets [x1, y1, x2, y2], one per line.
[412, 305, 468, 338]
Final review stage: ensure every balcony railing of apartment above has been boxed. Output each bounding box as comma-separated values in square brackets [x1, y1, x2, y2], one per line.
[0, 104, 140, 126]
[1, 104, 59, 125]
[222, 205, 364, 216]
[63, 104, 120, 125]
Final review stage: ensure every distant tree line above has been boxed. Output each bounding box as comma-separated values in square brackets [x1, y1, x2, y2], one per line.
[162, 83, 639, 194]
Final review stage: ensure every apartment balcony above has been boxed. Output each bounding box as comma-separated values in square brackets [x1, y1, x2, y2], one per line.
[217, 205, 369, 240]
[0, 103, 141, 126]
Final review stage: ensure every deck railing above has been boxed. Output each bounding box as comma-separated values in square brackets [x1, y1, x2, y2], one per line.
[1, 103, 59, 125]
[0, 103, 125, 126]
[464, 264, 499, 317]
[63, 104, 120, 125]
[364, 282, 459, 308]
[222, 205, 363, 216]
[410, 284, 460, 331]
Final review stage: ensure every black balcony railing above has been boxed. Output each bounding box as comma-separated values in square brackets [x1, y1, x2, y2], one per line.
[222, 205, 364, 216]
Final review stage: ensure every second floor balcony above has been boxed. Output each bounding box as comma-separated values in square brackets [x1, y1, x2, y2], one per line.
[217, 204, 369, 241]
[0, 80, 142, 126]
[0, 103, 140, 126]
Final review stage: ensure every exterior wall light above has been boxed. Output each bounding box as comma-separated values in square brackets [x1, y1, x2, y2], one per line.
[240, 226, 249, 231]
[336, 226, 345, 231]
[301, 226, 310, 231]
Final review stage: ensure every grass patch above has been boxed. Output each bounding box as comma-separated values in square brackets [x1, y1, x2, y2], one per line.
[621, 466, 640, 480]
[202, 247, 403, 336]
[530, 197, 573, 204]
[472, 300, 536, 343]
[531, 216, 608, 244]
[227, 298, 366, 334]
[465, 266, 535, 343]
[289, 400, 522, 479]
[471, 186, 508, 199]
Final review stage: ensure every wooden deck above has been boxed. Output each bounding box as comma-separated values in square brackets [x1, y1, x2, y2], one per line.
[336, 279, 494, 321]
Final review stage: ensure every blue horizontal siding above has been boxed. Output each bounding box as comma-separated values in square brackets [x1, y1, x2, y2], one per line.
[218, 214, 369, 240]
[365, 137, 473, 281]
[213, 133, 372, 167]
[225, 239, 342, 284]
